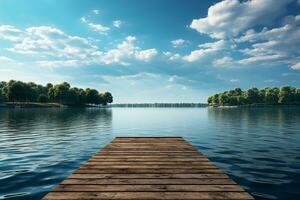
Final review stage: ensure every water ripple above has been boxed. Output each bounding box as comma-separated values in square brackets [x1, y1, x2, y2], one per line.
[0, 107, 299, 200]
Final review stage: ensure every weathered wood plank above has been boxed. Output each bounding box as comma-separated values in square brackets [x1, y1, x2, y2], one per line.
[43, 191, 254, 200]
[89, 158, 210, 162]
[74, 169, 224, 174]
[42, 137, 254, 200]
[54, 184, 244, 192]
[68, 173, 229, 179]
[85, 161, 213, 165]
[79, 165, 219, 169]
[62, 178, 236, 185]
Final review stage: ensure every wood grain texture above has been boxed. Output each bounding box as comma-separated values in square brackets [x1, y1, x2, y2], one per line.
[42, 137, 255, 200]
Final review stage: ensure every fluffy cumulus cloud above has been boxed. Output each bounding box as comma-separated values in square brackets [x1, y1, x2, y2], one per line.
[236, 15, 300, 67]
[0, 25, 158, 67]
[190, 0, 294, 39]
[101, 36, 157, 65]
[184, 40, 231, 62]
[135, 49, 158, 61]
[183, 0, 300, 70]
[3, 26, 95, 59]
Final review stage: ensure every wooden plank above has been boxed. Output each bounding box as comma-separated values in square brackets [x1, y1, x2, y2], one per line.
[42, 137, 255, 200]
[79, 166, 219, 169]
[85, 161, 213, 165]
[88, 158, 210, 162]
[68, 173, 229, 179]
[43, 191, 254, 200]
[74, 169, 224, 174]
[92, 155, 206, 158]
[62, 178, 235, 185]
[54, 184, 244, 192]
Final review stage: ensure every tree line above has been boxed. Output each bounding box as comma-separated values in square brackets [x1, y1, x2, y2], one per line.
[0, 80, 113, 106]
[207, 86, 300, 106]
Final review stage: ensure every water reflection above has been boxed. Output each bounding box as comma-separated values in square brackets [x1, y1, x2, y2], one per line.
[206, 107, 300, 200]
[0, 108, 112, 200]
[0, 107, 299, 200]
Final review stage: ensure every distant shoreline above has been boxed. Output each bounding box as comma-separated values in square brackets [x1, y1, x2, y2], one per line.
[0, 102, 65, 108]
[111, 103, 208, 108]
[210, 103, 300, 108]
[0, 102, 209, 108]
[2, 102, 299, 109]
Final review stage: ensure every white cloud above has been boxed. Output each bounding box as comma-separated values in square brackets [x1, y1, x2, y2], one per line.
[113, 20, 122, 28]
[236, 15, 300, 68]
[237, 54, 285, 65]
[37, 60, 81, 68]
[229, 79, 239, 83]
[291, 62, 300, 70]
[171, 39, 187, 48]
[87, 22, 110, 33]
[0, 56, 13, 62]
[101, 36, 158, 65]
[163, 52, 182, 61]
[181, 85, 188, 90]
[165, 85, 173, 89]
[6, 26, 96, 59]
[213, 56, 233, 67]
[190, 0, 293, 39]
[117, 72, 160, 80]
[168, 75, 178, 82]
[135, 49, 158, 61]
[0, 25, 24, 42]
[93, 10, 100, 15]
[0, 24, 158, 67]
[184, 40, 230, 62]
[80, 17, 88, 23]
[81, 17, 110, 33]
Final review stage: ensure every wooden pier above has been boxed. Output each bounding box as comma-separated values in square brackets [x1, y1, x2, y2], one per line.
[43, 137, 255, 200]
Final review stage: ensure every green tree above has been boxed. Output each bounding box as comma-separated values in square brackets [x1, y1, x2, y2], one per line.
[48, 82, 71, 103]
[101, 92, 113, 105]
[265, 88, 279, 104]
[7, 81, 27, 102]
[218, 93, 229, 105]
[212, 94, 219, 105]
[85, 88, 99, 104]
[207, 96, 213, 104]
[78, 89, 87, 105]
[296, 89, 300, 104]
[279, 86, 296, 104]
[234, 88, 242, 96]
[38, 94, 48, 103]
[0, 90, 5, 103]
[245, 88, 260, 104]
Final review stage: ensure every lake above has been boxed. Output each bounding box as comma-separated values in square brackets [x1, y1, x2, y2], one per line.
[0, 107, 300, 200]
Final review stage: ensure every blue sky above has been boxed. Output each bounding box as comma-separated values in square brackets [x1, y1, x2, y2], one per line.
[0, 0, 300, 103]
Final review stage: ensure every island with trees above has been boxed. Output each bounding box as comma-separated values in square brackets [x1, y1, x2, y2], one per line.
[207, 87, 300, 107]
[0, 80, 113, 108]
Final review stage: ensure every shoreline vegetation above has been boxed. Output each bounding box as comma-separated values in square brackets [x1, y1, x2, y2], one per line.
[0, 80, 113, 108]
[207, 87, 300, 107]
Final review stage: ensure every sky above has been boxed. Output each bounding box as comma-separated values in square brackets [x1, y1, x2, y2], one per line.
[0, 0, 300, 103]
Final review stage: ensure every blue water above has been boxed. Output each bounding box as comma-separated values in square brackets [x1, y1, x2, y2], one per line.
[0, 107, 300, 200]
